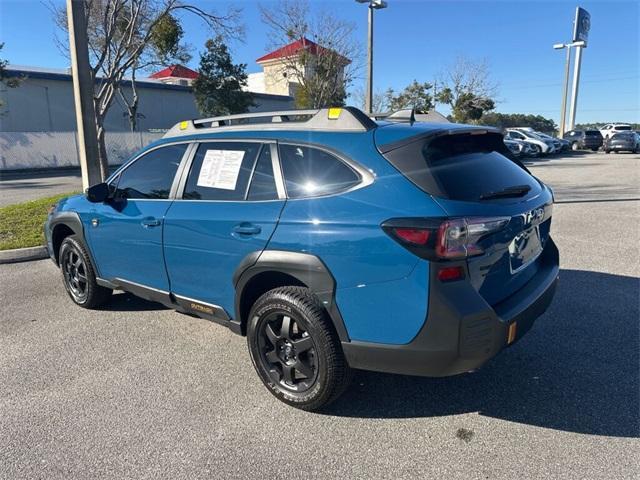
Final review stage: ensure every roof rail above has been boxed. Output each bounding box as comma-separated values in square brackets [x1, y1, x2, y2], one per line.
[163, 106, 377, 138]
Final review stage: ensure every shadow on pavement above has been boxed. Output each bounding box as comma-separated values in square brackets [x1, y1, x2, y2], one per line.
[326, 269, 640, 438]
[101, 291, 169, 312]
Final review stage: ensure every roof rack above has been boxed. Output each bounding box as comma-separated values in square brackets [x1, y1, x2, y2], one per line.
[163, 106, 377, 138]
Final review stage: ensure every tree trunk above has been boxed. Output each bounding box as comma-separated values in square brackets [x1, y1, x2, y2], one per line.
[95, 120, 110, 180]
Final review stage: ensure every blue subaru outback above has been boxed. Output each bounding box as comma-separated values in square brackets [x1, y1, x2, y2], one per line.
[45, 107, 559, 410]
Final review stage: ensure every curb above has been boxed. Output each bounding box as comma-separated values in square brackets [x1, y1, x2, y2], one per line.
[0, 246, 49, 265]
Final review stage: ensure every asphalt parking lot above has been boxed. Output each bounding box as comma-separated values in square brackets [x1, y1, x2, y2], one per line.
[1, 152, 639, 479]
[0, 169, 84, 207]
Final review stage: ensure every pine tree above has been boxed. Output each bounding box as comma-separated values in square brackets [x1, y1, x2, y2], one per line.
[193, 36, 253, 116]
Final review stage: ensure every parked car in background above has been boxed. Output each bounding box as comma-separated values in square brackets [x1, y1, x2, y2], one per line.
[557, 138, 572, 151]
[504, 139, 524, 156]
[503, 138, 539, 157]
[535, 132, 563, 153]
[505, 129, 553, 155]
[600, 124, 632, 140]
[603, 131, 640, 153]
[563, 130, 603, 151]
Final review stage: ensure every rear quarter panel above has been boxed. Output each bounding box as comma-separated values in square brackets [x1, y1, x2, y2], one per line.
[267, 132, 447, 344]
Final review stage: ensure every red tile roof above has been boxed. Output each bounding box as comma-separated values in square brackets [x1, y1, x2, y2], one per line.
[256, 37, 349, 63]
[149, 64, 199, 80]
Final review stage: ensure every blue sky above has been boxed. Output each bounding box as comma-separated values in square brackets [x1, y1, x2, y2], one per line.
[1, 0, 638, 124]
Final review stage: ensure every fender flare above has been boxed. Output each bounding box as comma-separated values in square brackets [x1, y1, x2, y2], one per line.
[48, 212, 100, 276]
[48, 211, 85, 263]
[233, 250, 350, 342]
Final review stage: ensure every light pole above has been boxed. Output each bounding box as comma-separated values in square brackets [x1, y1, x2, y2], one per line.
[356, 0, 387, 115]
[553, 40, 585, 135]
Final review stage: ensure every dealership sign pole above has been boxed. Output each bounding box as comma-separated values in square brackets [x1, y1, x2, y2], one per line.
[568, 7, 590, 131]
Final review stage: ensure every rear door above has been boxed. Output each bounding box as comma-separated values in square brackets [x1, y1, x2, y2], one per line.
[163, 140, 285, 315]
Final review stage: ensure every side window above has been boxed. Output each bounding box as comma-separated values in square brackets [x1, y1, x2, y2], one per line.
[247, 145, 279, 201]
[116, 144, 186, 199]
[279, 144, 361, 199]
[183, 142, 261, 201]
[510, 131, 524, 140]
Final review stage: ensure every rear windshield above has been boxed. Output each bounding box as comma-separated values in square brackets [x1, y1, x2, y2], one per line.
[585, 130, 602, 137]
[381, 132, 540, 202]
[614, 125, 631, 131]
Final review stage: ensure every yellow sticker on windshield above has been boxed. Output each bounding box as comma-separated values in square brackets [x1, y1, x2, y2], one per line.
[179, 121, 189, 130]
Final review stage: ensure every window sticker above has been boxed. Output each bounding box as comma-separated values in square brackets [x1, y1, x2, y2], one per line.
[196, 149, 245, 190]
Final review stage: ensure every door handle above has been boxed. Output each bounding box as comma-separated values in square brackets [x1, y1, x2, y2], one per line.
[232, 223, 261, 235]
[141, 217, 161, 228]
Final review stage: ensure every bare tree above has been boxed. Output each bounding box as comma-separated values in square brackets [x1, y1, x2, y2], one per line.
[436, 56, 498, 123]
[116, 13, 192, 132]
[52, 0, 240, 177]
[260, 0, 362, 108]
[352, 85, 387, 113]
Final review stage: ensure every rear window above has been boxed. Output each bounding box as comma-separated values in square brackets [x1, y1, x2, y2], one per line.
[279, 144, 361, 198]
[381, 132, 540, 202]
[614, 125, 631, 131]
[585, 130, 602, 137]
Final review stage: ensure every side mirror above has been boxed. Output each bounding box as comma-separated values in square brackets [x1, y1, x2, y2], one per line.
[86, 182, 110, 203]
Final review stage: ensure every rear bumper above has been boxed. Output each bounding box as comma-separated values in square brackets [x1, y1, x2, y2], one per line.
[342, 238, 559, 377]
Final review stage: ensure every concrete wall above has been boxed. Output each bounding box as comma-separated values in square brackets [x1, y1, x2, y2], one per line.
[0, 131, 163, 170]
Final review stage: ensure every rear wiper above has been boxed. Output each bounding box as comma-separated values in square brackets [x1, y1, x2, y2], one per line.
[480, 184, 531, 200]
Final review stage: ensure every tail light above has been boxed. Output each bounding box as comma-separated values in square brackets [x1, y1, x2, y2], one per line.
[382, 217, 510, 261]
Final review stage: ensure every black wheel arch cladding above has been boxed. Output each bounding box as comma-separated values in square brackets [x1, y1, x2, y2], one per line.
[233, 250, 350, 341]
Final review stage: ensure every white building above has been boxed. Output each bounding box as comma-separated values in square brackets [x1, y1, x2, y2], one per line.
[247, 38, 348, 98]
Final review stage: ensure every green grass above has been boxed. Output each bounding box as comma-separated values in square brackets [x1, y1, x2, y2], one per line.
[0, 192, 80, 250]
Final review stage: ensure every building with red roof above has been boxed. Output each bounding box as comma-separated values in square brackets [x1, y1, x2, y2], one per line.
[249, 37, 348, 97]
[149, 65, 199, 86]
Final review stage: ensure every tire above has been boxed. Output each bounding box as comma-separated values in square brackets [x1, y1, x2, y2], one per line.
[571, 142, 579, 151]
[247, 286, 352, 411]
[591, 148, 598, 152]
[59, 234, 112, 309]
[605, 149, 610, 154]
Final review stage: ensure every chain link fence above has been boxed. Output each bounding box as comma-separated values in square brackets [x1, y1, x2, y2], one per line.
[0, 131, 164, 170]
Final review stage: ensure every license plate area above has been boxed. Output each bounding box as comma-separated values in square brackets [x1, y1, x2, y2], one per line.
[509, 226, 543, 274]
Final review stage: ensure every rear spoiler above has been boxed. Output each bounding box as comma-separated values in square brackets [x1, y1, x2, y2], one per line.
[377, 126, 503, 154]
[378, 127, 530, 173]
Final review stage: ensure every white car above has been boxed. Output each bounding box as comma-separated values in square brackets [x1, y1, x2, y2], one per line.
[600, 124, 632, 140]
[505, 129, 553, 155]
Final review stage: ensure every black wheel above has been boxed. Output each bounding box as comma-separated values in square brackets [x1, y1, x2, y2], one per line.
[247, 286, 352, 411]
[605, 149, 610, 154]
[59, 235, 112, 308]
[591, 147, 599, 152]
